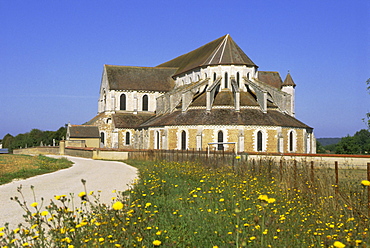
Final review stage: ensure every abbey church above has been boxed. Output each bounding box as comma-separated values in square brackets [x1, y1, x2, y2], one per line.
[86, 34, 316, 153]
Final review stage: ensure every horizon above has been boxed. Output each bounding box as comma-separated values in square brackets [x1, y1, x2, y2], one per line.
[1, 1, 369, 139]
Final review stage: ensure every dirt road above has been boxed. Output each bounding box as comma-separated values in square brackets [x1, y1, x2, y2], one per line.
[0, 156, 138, 228]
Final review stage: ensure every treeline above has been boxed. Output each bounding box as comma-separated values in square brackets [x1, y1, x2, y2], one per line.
[1, 127, 67, 152]
[317, 129, 370, 154]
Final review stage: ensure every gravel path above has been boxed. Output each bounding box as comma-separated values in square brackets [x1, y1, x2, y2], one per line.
[0, 156, 138, 228]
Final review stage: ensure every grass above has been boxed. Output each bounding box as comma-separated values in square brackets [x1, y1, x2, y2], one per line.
[0, 158, 369, 247]
[0, 154, 73, 185]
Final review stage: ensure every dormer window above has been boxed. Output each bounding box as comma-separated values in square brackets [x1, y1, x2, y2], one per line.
[213, 73, 217, 82]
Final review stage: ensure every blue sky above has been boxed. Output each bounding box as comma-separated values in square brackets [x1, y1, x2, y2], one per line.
[1, 0, 369, 139]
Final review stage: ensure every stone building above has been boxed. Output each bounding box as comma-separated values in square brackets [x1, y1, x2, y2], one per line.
[66, 124, 100, 148]
[86, 34, 315, 153]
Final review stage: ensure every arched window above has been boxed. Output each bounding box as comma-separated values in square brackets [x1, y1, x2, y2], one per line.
[181, 131, 186, 150]
[156, 131, 160, 149]
[236, 72, 240, 87]
[120, 94, 126, 110]
[257, 131, 263, 151]
[100, 132, 105, 145]
[224, 72, 228, 88]
[142, 95, 148, 111]
[213, 72, 217, 82]
[289, 131, 294, 152]
[125, 132, 130, 145]
[218, 130, 224, 151]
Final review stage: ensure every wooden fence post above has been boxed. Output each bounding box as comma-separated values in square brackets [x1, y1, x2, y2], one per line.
[293, 160, 297, 189]
[335, 161, 339, 195]
[367, 163, 370, 217]
[310, 161, 314, 183]
[279, 159, 283, 181]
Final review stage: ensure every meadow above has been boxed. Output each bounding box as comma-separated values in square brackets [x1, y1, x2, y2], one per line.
[0, 158, 369, 247]
[0, 154, 73, 185]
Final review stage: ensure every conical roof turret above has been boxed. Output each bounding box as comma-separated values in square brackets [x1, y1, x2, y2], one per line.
[282, 72, 296, 87]
[157, 34, 257, 77]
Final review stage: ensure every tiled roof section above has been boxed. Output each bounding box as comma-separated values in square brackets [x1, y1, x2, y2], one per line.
[105, 65, 177, 92]
[69, 125, 100, 138]
[258, 71, 283, 89]
[282, 73, 296, 87]
[113, 113, 156, 128]
[157, 35, 257, 77]
[213, 90, 234, 106]
[140, 109, 312, 129]
[84, 112, 106, 125]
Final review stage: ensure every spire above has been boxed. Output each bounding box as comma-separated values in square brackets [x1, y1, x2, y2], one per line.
[282, 72, 296, 88]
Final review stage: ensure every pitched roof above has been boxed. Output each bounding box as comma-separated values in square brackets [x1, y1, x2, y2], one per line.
[258, 71, 283, 89]
[113, 113, 156, 128]
[105, 65, 176, 92]
[69, 125, 100, 138]
[140, 108, 311, 129]
[282, 73, 296, 87]
[157, 34, 257, 77]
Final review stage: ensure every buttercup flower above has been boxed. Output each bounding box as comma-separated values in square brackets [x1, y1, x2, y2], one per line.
[78, 191, 86, 198]
[361, 180, 370, 186]
[333, 241, 346, 248]
[153, 240, 162, 246]
[30, 202, 38, 207]
[41, 211, 49, 216]
[112, 201, 124, 210]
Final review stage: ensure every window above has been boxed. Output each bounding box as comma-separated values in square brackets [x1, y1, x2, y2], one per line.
[120, 94, 126, 110]
[142, 95, 148, 111]
[213, 72, 217, 82]
[236, 72, 240, 87]
[289, 131, 294, 152]
[224, 72, 228, 88]
[217, 131, 224, 151]
[257, 131, 263, 151]
[181, 131, 186, 150]
[156, 131, 160, 149]
[125, 132, 130, 145]
[100, 132, 105, 145]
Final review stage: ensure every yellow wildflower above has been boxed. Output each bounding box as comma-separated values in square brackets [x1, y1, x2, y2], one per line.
[333, 241, 346, 248]
[361, 180, 370, 186]
[153, 240, 162, 246]
[30, 202, 38, 207]
[41, 211, 49, 216]
[78, 191, 86, 198]
[112, 201, 124, 210]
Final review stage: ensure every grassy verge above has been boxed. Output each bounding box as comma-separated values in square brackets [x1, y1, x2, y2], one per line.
[0, 159, 368, 247]
[0, 154, 73, 185]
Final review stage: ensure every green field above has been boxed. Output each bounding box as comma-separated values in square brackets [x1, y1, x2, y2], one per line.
[0, 159, 368, 247]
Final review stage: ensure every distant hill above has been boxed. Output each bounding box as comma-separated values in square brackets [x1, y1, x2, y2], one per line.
[317, 138, 341, 146]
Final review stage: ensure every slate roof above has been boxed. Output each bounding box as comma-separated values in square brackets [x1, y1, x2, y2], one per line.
[282, 73, 296, 87]
[140, 109, 312, 129]
[157, 34, 257, 77]
[105, 65, 176, 92]
[69, 125, 100, 138]
[258, 71, 283, 89]
[113, 113, 156, 128]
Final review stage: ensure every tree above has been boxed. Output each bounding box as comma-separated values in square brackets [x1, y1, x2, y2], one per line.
[335, 129, 370, 154]
[2, 133, 14, 149]
[366, 78, 370, 128]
